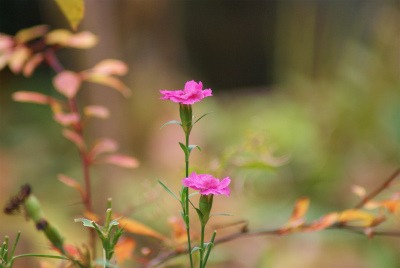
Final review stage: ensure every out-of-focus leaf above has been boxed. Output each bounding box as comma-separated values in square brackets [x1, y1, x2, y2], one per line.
[53, 71, 81, 98]
[14, 25, 49, 43]
[23, 53, 44, 77]
[160, 120, 182, 129]
[54, 112, 80, 126]
[62, 129, 85, 150]
[67, 31, 98, 48]
[74, 218, 96, 228]
[118, 218, 166, 240]
[158, 180, 180, 202]
[304, 213, 338, 232]
[92, 59, 128, 76]
[98, 154, 139, 169]
[337, 209, 384, 227]
[46, 29, 72, 45]
[84, 105, 110, 119]
[84, 74, 131, 97]
[12, 91, 51, 105]
[0, 34, 14, 50]
[54, 0, 84, 31]
[58, 174, 84, 199]
[90, 138, 119, 159]
[114, 238, 136, 264]
[8, 46, 30, 73]
[287, 197, 309, 228]
[352, 185, 366, 198]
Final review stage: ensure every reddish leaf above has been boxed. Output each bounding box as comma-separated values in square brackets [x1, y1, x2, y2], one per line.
[53, 71, 81, 98]
[0, 34, 14, 50]
[98, 154, 139, 168]
[23, 53, 44, 77]
[54, 113, 80, 126]
[92, 59, 128, 76]
[114, 238, 136, 264]
[83, 74, 131, 97]
[62, 129, 85, 150]
[67, 31, 98, 49]
[8, 46, 30, 74]
[84, 105, 110, 119]
[304, 213, 338, 232]
[58, 174, 84, 200]
[287, 197, 309, 228]
[14, 25, 49, 43]
[90, 138, 118, 159]
[12, 91, 51, 105]
[118, 217, 166, 240]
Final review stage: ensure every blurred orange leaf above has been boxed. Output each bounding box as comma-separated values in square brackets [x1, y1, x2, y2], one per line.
[58, 174, 84, 200]
[62, 129, 85, 150]
[92, 59, 128, 76]
[99, 154, 139, 169]
[287, 197, 309, 228]
[23, 53, 44, 77]
[304, 212, 338, 232]
[54, 112, 80, 126]
[352, 185, 366, 198]
[89, 138, 118, 159]
[118, 217, 166, 241]
[9, 46, 30, 73]
[67, 31, 98, 49]
[54, 0, 85, 31]
[12, 91, 51, 105]
[84, 105, 110, 119]
[53, 71, 81, 98]
[114, 238, 136, 264]
[14, 25, 49, 43]
[337, 209, 384, 227]
[84, 74, 131, 97]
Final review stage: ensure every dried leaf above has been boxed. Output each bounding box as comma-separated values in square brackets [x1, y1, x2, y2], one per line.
[67, 31, 98, 49]
[23, 53, 44, 77]
[118, 217, 166, 240]
[90, 138, 119, 159]
[14, 25, 49, 43]
[62, 129, 85, 150]
[12, 91, 51, 105]
[92, 59, 128, 76]
[54, 0, 85, 31]
[84, 105, 110, 119]
[98, 154, 139, 168]
[53, 71, 81, 98]
[287, 197, 309, 228]
[114, 238, 136, 264]
[58, 174, 84, 199]
[54, 113, 80, 126]
[84, 74, 131, 97]
[8, 46, 30, 73]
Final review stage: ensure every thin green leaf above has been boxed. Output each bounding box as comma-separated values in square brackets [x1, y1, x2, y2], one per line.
[210, 213, 233, 218]
[160, 120, 181, 129]
[193, 112, 213, 125]
[179, 142, 189, 158]
[74, 218, 96, 228]
[158, 180, 180, 202]
[188, 145, 201, 153]
[191, 246, 203, 254]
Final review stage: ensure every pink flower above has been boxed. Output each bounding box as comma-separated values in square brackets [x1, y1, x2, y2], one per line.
[182, 172, 231, 196]
[160, 80, 212, 105]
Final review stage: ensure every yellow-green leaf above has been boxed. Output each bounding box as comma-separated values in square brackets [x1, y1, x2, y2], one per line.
[54, 0, 85, 31]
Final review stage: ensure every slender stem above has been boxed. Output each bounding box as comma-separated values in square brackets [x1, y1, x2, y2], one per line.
[203, 231, 216, 267]
[184, 132, 194, 268]
[199, 224, 205, 268]
[10, 254, 70, 267]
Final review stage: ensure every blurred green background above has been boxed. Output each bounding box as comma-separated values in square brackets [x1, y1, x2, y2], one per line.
[0, 1, 399, 267]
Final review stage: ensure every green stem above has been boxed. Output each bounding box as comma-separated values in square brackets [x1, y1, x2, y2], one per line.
[9, 254, 70, 267]
[199, 224, 206, 268]
[184, 132, 194, 268]
[203, 231, 216, 267]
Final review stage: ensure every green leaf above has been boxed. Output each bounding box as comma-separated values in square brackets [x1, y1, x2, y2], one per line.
[191, 246, 203, 254]
[179, 142, 189, 158]
[54, 0, 84, 30]
[210, 213, 233, 218]
[188, 145, 201, 153]
[74, 218, 96, 228]
[193, 112, 213, 125]
[160, 120, 181, 129]
[158, 180, 181, 202]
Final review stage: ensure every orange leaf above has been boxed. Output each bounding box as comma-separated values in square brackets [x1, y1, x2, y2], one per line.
[287, 197, 310, 228]
[46, 29, 73, 46]
[84, 74, 131, 97]
[62, 129, 85, 150]
[58, 174, 84, 200]
[23, 53, 44, 77]
[67, 31, 98, 49]
[92, 59, 128, 76]
[337, 209, 382, 227]
[54, 112, 80, 126]
[14, 25, 49, 43]
[12, 91, 51, 105]
[84, 105, 110, 119]
[99, 154, 139, 169]
[351, 185, 366, 198]
[89, 138, 118, 159]
[8, 46, 30, 73]
[304, 213, 338, 232]
[118, 217, 166, 240]
[53, 71, 81, 98]
[114, 238, 136, 264]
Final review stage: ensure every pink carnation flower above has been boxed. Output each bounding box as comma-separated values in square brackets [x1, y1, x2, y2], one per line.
[182, 172, 231, 196]
[160, 80, 212, 105]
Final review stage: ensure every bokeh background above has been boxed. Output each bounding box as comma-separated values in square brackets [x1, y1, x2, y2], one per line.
[0, 0, 399, 267]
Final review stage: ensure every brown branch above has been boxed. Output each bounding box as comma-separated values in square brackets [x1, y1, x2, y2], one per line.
[354, 168, 400, 209]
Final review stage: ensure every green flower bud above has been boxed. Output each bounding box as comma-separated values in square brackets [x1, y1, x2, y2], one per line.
[179, 104, 193, 135]
[199, 194, 213, 226]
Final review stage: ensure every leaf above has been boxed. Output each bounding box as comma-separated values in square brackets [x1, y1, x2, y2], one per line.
[53, 71, 81, 98]
[352, 185, 366, 198]
[62, 129, 85, 150]
[54, 0, 85, 31]
[337, 209, 381, 227]
[118, 217, 166, 240]
[160, 120, 182, 129]
[54, 112, 80, 126]
[14, 25, 49, 43]
[158, 180, 181, 202]
[193, 112, 213, 125]
[90, 138, 119, 159]
[114, 238, 136, 264]
[99, 154, 139, 168]
[74, 218, 96, 228]
[83, 74, 131, 97]
[191, 246, 202, 254]
[58, 174, 84, 199]
[179, 142, 189, 158]
[46, 29, 73, 45]
[188, 145, 201, 153]
[92, 59, 128, 76]
[12, 91, 51, 105]
[23, 53, 44, 77]
[287, 197, 309, 228]
[84, 105, 110, 119]
[67, 31, 98, 49]
[8, 46, 30, 74]
[303, 213, 338, 232]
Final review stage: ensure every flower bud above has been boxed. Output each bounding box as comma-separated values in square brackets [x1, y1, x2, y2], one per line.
[179, 104, 193, 135]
